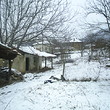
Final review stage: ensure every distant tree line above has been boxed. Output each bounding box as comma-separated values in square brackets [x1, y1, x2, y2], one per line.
[83, 0, 110, 59]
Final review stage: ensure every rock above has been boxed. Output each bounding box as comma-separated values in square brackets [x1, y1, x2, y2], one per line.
[44, 80, 53, 84]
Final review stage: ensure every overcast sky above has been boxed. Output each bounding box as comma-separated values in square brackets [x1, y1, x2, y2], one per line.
[67, 0, 88, 38]
[67, 0, 106, 38]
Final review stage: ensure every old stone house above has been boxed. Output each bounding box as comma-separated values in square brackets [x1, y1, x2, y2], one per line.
[0, 43, 56, 74]
[12, 46, 42, 73]
[12, 46, 56, 73]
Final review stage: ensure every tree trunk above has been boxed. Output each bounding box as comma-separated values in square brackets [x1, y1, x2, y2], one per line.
[61, 53, 66, 81]
[51, 58, 53, 68]
[62, 59, 65, 76]
[7, 59, 12, 81]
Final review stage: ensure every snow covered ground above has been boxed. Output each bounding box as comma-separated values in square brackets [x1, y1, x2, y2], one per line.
[0, 51, 110, 110]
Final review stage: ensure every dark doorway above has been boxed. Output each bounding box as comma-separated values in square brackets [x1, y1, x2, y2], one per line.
[26, 57, 29, 71]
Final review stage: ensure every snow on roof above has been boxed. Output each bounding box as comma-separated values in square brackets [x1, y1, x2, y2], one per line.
[20, 46, 40, 55]
[38, 41, 50, 45]
[0, 42, 19, 53]
[32, 41, 50, 46]
[0, 42, 11, 49]
[40, 52, 56, 58]
[70, 38, 81, 42]
[19, 46, 56, 58]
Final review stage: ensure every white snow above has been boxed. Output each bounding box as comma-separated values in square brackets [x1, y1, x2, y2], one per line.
[40, 51, 56, 58]
[70, 38, 81, 42]
[19, 46, 56, 57]
[19, 46, 41, 55]
[0, 42, 11, 49]
[38, 41, 49, 44]
[0, 51, 110, 110]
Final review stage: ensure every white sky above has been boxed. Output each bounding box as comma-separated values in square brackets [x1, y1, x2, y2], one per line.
[68, 0, 106, 38]
[67, 0, 88, 38]
[69, 0, 86, 7]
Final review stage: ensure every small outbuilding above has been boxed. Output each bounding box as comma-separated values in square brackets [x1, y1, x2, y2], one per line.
[12, 46, 42, 73]
[0, 43, 18, 60]
[0, 42, 18, 80]
[12, 46, 56, 73]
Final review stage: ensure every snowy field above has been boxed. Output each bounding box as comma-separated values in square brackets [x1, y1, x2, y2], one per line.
[0, 51, 110, 110]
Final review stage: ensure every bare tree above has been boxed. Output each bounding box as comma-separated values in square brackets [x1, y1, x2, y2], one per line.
[86, 0, 110, 32]
[0, 0, 73, 48]
[83, 30, 110, 62]
[51, 26, 76, 81]
[52, 38, 68, 81]
[84, 0, 110, 60]
[85, 32, 97, 57]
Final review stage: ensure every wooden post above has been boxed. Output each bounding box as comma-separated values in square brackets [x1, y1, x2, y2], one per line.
[51, 58, 53, 68]
[8, 59, 11, 81]
[45, 57, 47, 68]
[0, 0, 2, 42]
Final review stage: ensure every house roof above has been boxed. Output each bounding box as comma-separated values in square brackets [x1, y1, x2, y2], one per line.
[33, 41, 50, 46]
[40, 52, 56, 58]
[70, 38, 81, 42]
[19, 46, 40, 55]
[19, 46, 56, 58]
[0, 42, 18, 60]
[38, 41, 50, 45]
